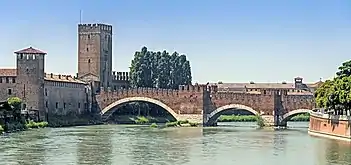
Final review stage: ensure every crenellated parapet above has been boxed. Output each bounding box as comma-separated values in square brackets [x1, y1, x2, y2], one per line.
[78, 23, 112, 33]
[112, 71, 129, 81]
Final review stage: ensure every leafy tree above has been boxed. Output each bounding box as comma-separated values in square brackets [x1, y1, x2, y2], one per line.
[129, 46, 192, 89]
[336, 60, 351, 78]
[315, 60, 351, 116]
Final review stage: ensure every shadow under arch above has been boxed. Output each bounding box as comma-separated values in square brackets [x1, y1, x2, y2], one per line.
[206, 104, 259, 126]
[101, 97, 179, 121]
[281, 109, 312, 123]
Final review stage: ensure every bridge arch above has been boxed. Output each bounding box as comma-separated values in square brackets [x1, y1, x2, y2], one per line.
[101, 97, 179, 121]
[206, 104, 259, 126]
[281, 109, 312, 122]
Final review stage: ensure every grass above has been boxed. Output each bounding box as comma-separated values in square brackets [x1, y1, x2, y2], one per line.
[290, 113, 310, 121]
[218, 115, 258, 122]
[218, 114, 310, 123]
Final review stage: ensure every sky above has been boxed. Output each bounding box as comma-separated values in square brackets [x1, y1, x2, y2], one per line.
[0, 0, 350, 84]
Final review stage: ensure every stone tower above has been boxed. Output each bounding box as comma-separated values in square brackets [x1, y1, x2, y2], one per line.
[15, 47, 46, 121]
[77, 23, 113, 89]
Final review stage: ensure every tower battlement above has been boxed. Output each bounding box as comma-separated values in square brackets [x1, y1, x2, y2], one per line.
[78, 23, 112, 33]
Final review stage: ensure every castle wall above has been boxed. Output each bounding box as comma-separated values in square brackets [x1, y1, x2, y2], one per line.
[44, 80, 88, 117]
[0, 76, 17, 101]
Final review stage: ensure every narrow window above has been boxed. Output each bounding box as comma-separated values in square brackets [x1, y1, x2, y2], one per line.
[88, 35, 90, 39]
[6, 77, 9, 83]
[0, 78, 2, 83]
[86, 47, 89, 52]
[263, 90, 267, 95]
[45, 88, 47, 96]
[55, 102, 58, 109]
[12, 78, 15, 83]
[23, 104, 26, 110]
[88, 59, 91, 63]
[64, 103, 66, 109]
[78, 102, 81, 109]
[7, 89, 12, 95]
[45, 101, 48, 108]
[20, 54, 23, 59]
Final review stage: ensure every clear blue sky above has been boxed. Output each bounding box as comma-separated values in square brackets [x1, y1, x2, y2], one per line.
[0, 0, 350, 84]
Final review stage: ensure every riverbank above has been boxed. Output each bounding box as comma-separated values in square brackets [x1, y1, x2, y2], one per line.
[308, 112, 351, 142]
[218, 114, 310, 122]
[0, 120, 49, 135]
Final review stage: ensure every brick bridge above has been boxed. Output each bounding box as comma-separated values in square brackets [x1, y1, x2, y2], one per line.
[96, 84, 315, 127]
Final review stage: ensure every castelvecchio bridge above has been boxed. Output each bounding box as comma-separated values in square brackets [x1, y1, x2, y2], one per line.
[97, 79, 317, 127]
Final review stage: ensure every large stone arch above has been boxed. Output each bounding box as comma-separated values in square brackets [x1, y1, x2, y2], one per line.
[206, 104, 259, 125]
[101, 97, 179, 121]
[281, 109, 312, 122]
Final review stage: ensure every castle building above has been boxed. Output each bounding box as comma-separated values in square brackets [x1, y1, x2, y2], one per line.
[0, 23, 129, 121]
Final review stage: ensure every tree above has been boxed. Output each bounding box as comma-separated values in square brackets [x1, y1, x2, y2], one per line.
[129, 46, 192, 89]
[336, 60, 351, 78]
[315, 60, 351, 116]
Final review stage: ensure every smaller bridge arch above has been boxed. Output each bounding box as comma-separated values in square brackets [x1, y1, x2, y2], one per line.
[101, 97, 179, 121]
[206, 104, 259, 126]
[281, 109, 312, 122]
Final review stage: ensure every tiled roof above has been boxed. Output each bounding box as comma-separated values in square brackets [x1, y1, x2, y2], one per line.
[0, 69, 16, 76]
[44, 73, 87, 84]
[307, 81, 323, 88]
[44, 73, 85, 84]
[14, 47, 46, 54]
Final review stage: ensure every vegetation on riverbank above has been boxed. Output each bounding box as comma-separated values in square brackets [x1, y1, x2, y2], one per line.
[315, 60, 351, 115]
[26, 121, 48, 129]
[218, 114, 310, 123]
[165, 120, 199, 127]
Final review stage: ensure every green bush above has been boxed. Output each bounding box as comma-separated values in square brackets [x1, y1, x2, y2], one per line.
[26, 121, 48, 129]
[0, 125, 4, 133]
[7, 97, 22, 110]
[150, 123, 158, 128]
[134, 116, 150, 124]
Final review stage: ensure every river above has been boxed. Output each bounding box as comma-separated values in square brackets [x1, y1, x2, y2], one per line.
[0, 122, 350, 165]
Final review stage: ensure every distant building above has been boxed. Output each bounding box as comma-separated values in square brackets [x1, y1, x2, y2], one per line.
[211, 77, 323, 94]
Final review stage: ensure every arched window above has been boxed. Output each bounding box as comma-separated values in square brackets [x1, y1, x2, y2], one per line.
[88, 59, 91, 63]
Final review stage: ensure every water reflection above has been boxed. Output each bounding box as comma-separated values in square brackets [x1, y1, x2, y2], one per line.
[1, 122, 351, 165]
[128, 127, 201, 165]
[0, 130, 47, 165]
[76, 125, 113, 165]
[325, 140, 351, 164]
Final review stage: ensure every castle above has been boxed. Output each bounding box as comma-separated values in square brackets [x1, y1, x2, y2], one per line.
[0, 23, 321, 123]
[0, 23, 128, 122]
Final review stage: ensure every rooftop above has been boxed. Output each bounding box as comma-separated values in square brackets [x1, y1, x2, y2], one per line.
[44, 73, 86, 84]
[0, 69, 16, 76]
[14, 47, 46, 54]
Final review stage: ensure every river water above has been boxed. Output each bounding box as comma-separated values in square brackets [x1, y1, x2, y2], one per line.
[0, 122, 350, 165]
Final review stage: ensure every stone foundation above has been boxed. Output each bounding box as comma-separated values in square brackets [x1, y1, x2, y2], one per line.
[178, 114, 203, 124]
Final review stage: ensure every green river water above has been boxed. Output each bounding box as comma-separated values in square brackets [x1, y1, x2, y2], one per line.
[0, 122, 350, 165]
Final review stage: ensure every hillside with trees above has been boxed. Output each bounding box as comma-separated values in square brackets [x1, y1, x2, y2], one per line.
[314, 60, 351, 115]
